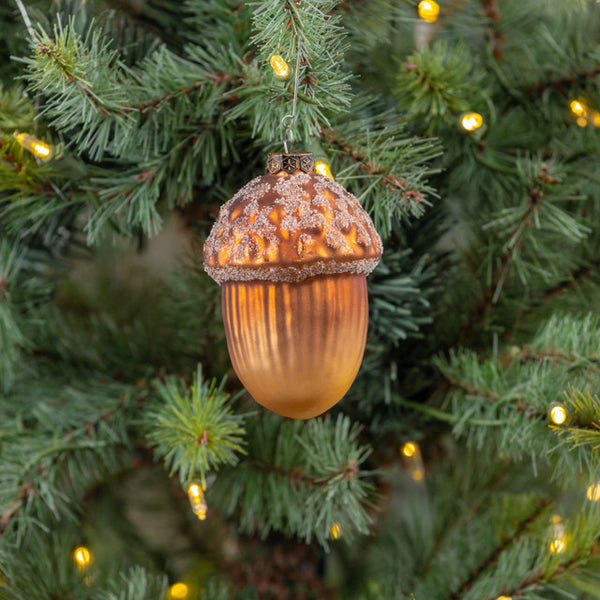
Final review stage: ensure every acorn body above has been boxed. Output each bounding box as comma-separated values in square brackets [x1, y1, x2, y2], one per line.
[204, 152, 382, 419]
[222, 274, 368, 419]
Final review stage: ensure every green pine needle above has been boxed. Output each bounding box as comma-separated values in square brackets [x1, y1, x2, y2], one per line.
[146, 365, 247, 488]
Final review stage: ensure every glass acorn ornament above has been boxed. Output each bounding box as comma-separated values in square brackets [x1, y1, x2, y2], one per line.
[203, 152, 382, 419]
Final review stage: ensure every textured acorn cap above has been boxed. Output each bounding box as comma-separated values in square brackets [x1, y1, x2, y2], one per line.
[203, 168, 383, 284]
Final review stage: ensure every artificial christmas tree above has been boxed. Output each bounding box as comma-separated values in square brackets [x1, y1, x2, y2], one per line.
[2, 0, 600, 599]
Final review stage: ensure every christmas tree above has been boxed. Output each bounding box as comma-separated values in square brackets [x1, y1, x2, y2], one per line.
[2, 0, 600, 598]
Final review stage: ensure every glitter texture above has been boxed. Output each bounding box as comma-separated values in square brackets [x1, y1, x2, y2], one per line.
[203, 170, 383, 284]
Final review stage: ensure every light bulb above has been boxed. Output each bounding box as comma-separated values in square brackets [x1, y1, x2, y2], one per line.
[73, 546, 92, 570]
[570, 99, 587, 117]
[401, 441, 418, 457]
[13, 132, 52, 158]
[569, 98, 600, 127]
[315, 160, 334, 179]
[329, 523, 341, 540]
[460, 112, 484, 132]
[187, 482, 207, 520]
[269, 55, 291, 79]
[496, 596, 512, 600]
[549, 404, 567, 425]
[587, 482, 600, 501]
[417, 0, 440, 23]
[401, 441, 425, 481]
[548, 515, 567, 554]
[169, 582, 189, 599]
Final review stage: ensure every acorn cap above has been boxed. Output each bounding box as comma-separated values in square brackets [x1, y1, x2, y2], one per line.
[203, 152, 383, 284]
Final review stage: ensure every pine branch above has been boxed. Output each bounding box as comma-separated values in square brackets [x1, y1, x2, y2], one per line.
[146, 365, 247, 489]
[490, 511, 600, 600]
[525, 62, 600, 98]
[480, 0, 505, 61]
[246, 0, 352, 142]
[0, 238, 53, 393]
[0, 84, 34, 131]
[321, 127, 426, 201]
[481, 161, 589, 304]
[209, 413, 376, 546]
[318, 113, 441, 237]
[0, 373, 138, 541]
[432, 313, 600, 484]
[448, 498, 552, 600]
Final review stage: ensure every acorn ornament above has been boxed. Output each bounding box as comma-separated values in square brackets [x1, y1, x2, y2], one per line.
[203, 152, 382, 419]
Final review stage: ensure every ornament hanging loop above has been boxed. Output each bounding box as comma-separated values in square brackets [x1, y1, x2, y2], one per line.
[281, 116, 294, 153]
[281, 40, 302, 153]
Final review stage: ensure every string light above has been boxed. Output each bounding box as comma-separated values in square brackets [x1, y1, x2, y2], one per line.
[13, 132, 52, 158]
[570, 99, 587, 117]
[549, 404, 567, 425]
[315, 160, 334, 179]
[401, 441, 425, 481]
[169, 582, 190, 599]
[460, 112, 484, 132]
[549, 538, 566, 554]
[417, 0, 440, 23]
[569, 98, 600, 127]
[401, 441, 418, 457]
[548, 514, 567, 554]
[187, 482, 207, 520]
[496, 596, 512, 600]
[587, 482, 600, 502]
[329, 523, 342, 540]
[73, 546, 93, 571]
[269, 55, 291, 79]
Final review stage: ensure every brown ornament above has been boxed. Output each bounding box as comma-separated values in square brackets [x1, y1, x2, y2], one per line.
[203, 152, 382, 419]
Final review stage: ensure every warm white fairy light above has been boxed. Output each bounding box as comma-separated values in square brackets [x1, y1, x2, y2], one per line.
[73, 546, 93, 571]
[460, 112, 484, 132]
[269, 55, 291, 79]
[329, 523, 342, 540]
[569, 98, 600, 128]
[548, 514, 567, 554]
[417, 0, 440, 23]
[401, 441, 425, 481]
[13, 132, 52, 158]
[549, 404, 567, 425]
[401, 441, 418, 457]
[169, 582, 190, 599]
[315, 160, 334, 179]
[587, 482, 600, 502]
[570, 99, 587, 116]
[187, 482, 207, 520]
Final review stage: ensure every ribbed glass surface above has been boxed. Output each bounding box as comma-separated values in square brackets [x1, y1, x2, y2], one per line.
[222, 274, 368, 419]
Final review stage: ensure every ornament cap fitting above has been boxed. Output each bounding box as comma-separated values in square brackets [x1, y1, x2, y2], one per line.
[266, 152, 315, 175]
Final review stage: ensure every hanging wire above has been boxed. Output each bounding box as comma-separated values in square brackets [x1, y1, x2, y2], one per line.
[281, 41, 302, 153]
[13, 0, 36, 41]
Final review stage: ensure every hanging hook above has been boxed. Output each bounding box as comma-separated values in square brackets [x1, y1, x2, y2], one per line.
[281, 40, 302, 153]
[281, 117, 294, 153]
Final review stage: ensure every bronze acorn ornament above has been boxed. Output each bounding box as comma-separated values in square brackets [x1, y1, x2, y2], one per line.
[203, 152, 382, 419]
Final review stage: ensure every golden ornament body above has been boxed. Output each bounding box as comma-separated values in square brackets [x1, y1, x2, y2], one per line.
[204, 153, 382, 419]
